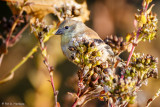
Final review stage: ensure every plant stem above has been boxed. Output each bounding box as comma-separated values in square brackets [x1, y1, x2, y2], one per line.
[126, 28, 140, 67]
[43, 56, 58, 107]
[38, 29, 58, 106]
[126, 45, 135, 66]
[10, 46, 38, 74]
[6, 10, 24, 47]
[9, 23, 29, 45]
[146, 89, 160, 107]
[0, 45, 38, 84]
[126, 1, 149, 67]
[72, 99, 78, 107]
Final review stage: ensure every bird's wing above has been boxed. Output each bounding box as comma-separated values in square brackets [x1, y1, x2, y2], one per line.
[83, 27, 102, 40]
[83, 27, 115, 56]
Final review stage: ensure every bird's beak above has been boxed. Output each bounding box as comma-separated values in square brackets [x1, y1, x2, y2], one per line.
[55, 28, 64, 35]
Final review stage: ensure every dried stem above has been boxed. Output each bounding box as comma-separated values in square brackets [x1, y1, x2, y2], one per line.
[6, 10, 24, 47]
[0, 28, 56, 84]
[72, 76, 99, 107]
[146, 89, 160, 107]
[72, 99, 78, 107]
[9, 23, 29, 45]
[38, 35, 58, 107]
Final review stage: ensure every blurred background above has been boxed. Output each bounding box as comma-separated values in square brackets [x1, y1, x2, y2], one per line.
[0, 0, 160, 107]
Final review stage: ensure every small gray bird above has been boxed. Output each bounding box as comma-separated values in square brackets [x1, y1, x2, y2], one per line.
[55, 19, 119, 70]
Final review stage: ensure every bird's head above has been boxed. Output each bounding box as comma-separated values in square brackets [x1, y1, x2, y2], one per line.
[55, 19, 85, 36]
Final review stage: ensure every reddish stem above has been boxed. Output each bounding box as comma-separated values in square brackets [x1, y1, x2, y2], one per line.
[39, 42, 58, 107]
[6, 10, 23, 47]
[72, 76, 99, 107]
[126, 1, 149, 67]
[72, 100, 78, 107]
[126, 28, 140, 67]
[126, 45, 135, 66]
[9, 23, 29, 45]
[50, 71, 58, 107]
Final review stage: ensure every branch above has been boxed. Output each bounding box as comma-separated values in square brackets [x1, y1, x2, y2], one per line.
[146, 89, 160, 107]
[38, 34, 58, 107]
[0, 45, 38, 84]
[6, 10, 24, 47]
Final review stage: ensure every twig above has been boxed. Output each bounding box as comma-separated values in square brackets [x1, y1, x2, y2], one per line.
[37, 29, 58, 107]
[43, 56, 58, 107]
[6, 10, 24, 47]
[72, 76, 99, 107]
[80, 96, 97, 107]
[9, 23, 29, 45]
[0, 24, 56, 84]
[126, 1, 149, 67]
[146, 89, 160, 107]
[126, 28, 140, 66]
[0, 45, 38, 84]
[72, 99, 78, 107]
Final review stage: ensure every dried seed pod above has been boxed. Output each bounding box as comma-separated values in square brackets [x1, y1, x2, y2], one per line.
[83, 41, 89, 47]
[92, 51, 97, 56]
[103, 68, 110, 74]
[71, 54, 76, 60]
[109, 35, 113, 40]
[104, 35, 127, 55]
[103, 77, 108, 82]
[91, 73, 98, 81]
[113, 35, 118, 42]
[90, 42, 96, 47]
[38, 32, 43, 39]
[68, 46, 76, 51]
[113, 78, 117, 83]
[89, 81, 95, 88]
[43, 26, 49, 32]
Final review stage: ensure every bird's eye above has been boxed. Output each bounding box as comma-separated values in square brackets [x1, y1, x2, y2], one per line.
[65, 26, 69, 29]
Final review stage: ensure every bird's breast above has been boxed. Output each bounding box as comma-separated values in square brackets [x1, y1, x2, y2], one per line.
[61, 35, 76, 60]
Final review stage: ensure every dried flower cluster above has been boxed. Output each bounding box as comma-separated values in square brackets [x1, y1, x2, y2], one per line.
[104, 35, 127, 55]
[126, 0, 158, 43]
[67, 35, 158, 106]
[67, 0, 159, 106]
[31, 19, 53, 39]
[107, 53, 158, 106]
[54, 0, 90, 22]
[0, 0, 159, 107]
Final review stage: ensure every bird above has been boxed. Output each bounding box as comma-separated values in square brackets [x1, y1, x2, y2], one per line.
[55, 19, 121, 74]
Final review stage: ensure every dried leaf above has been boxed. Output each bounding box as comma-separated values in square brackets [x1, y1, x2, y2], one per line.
[7, 0, 90, 22]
